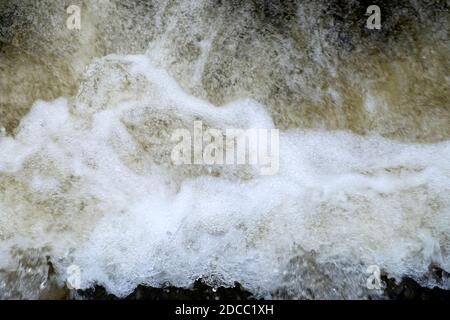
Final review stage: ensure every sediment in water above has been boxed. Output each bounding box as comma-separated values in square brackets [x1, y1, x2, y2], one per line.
[0, 0, 449, 300]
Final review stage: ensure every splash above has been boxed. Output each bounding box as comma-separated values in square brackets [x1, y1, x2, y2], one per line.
[0, 0, 449, 299]
[0, 54, 449, 299]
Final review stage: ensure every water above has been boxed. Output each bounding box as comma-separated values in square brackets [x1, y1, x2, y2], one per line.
[0, 0, 449, 299]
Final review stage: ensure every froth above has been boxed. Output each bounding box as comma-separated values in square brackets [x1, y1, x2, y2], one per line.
[0, 54, 449, 299]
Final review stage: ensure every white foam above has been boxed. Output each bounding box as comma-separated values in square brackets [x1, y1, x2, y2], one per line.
[0, 54, 449, 299]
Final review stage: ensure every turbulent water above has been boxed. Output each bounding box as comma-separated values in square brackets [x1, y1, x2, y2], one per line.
[0, 0, 449, 299]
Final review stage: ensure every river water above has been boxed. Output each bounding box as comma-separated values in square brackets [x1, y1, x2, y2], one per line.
[0, 0, 449, 299]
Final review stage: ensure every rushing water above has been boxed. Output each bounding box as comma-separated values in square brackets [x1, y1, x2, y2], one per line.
[0, 0, 449, 299]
